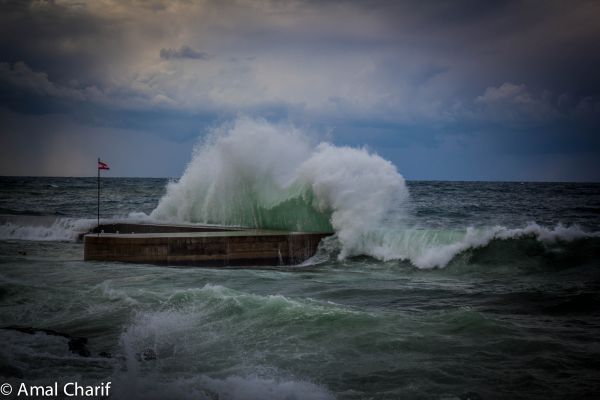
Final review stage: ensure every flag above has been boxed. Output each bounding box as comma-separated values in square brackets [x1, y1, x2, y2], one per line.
[98, 160, 110, 170]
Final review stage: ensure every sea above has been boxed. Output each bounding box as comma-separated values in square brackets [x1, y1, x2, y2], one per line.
[0, 124, 599, 399]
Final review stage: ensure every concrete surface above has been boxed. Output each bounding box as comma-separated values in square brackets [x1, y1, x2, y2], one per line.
[84, 224, 332, 267]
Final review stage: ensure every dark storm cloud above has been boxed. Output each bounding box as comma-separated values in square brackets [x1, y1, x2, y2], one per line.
[0, 1, 123, 85]
[2, 0, 599, 112]
[159, 46, 209, 60]
[0, 0, 599, 179]
[336, 0, 600, 98]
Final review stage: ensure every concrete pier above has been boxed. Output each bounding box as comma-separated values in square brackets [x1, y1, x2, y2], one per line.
[84, 223, 332, 267]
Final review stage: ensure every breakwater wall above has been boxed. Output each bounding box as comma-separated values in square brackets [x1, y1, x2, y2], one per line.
[84, 224, 332, 267]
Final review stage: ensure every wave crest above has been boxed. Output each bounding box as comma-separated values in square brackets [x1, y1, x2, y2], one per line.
[150, 117, 408, 258]
[324, 223, 599, 269]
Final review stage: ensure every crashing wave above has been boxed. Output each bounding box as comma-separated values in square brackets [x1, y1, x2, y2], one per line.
[374, 223, 599, 269]
[151, 117, 408, 259]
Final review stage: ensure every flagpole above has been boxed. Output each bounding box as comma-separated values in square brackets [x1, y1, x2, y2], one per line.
[97, 157, 100, 236]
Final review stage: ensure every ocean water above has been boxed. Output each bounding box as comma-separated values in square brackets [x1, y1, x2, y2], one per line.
[0, 122, 599, 399]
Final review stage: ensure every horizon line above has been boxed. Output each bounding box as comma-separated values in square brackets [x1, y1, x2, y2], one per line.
[1, 175, 599, 184]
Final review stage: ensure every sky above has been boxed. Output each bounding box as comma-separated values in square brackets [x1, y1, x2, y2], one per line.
[0, 0, 599, 181]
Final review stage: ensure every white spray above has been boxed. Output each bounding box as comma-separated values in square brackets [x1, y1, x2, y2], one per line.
[150, 117, 409, 259]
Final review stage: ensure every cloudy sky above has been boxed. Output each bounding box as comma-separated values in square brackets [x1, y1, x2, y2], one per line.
[1, 0, 599, 180]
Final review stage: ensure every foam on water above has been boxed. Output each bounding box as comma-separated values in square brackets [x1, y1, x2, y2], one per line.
[113, 283, 340, 400]
[358, 222, 600, 269]
[0, 217, 96, 242]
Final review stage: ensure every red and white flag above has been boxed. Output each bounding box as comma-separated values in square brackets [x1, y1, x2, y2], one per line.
[98, 159, 110, 170]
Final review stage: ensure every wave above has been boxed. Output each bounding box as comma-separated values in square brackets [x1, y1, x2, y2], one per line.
[151, 117, 408, 258]
[149, 117, 599, 268]
[114, 284, 343, 399]
[0, 217, 96, 242]
[318, 222, 599, 269]
[162, 283, 368, 320]
[117, 283, 373, 360]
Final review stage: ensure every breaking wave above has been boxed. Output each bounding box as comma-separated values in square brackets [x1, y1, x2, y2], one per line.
[151, 117, 408, 258]
[150, 117, 599, 268]
[113, 283, 346, 400]
[335, 222, 600, 269]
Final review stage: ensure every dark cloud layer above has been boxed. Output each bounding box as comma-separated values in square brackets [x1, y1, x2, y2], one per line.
[0, 0, 599, 180]
[159, 46, 209, 60]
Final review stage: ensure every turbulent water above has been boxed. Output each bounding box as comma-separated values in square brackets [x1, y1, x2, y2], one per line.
[1, 122, 600, 399]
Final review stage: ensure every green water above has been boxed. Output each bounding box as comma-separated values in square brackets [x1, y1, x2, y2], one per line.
[0, 178, 599, 399]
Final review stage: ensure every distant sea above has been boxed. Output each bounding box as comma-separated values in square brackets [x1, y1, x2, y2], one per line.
[0, 176, 598, 399]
